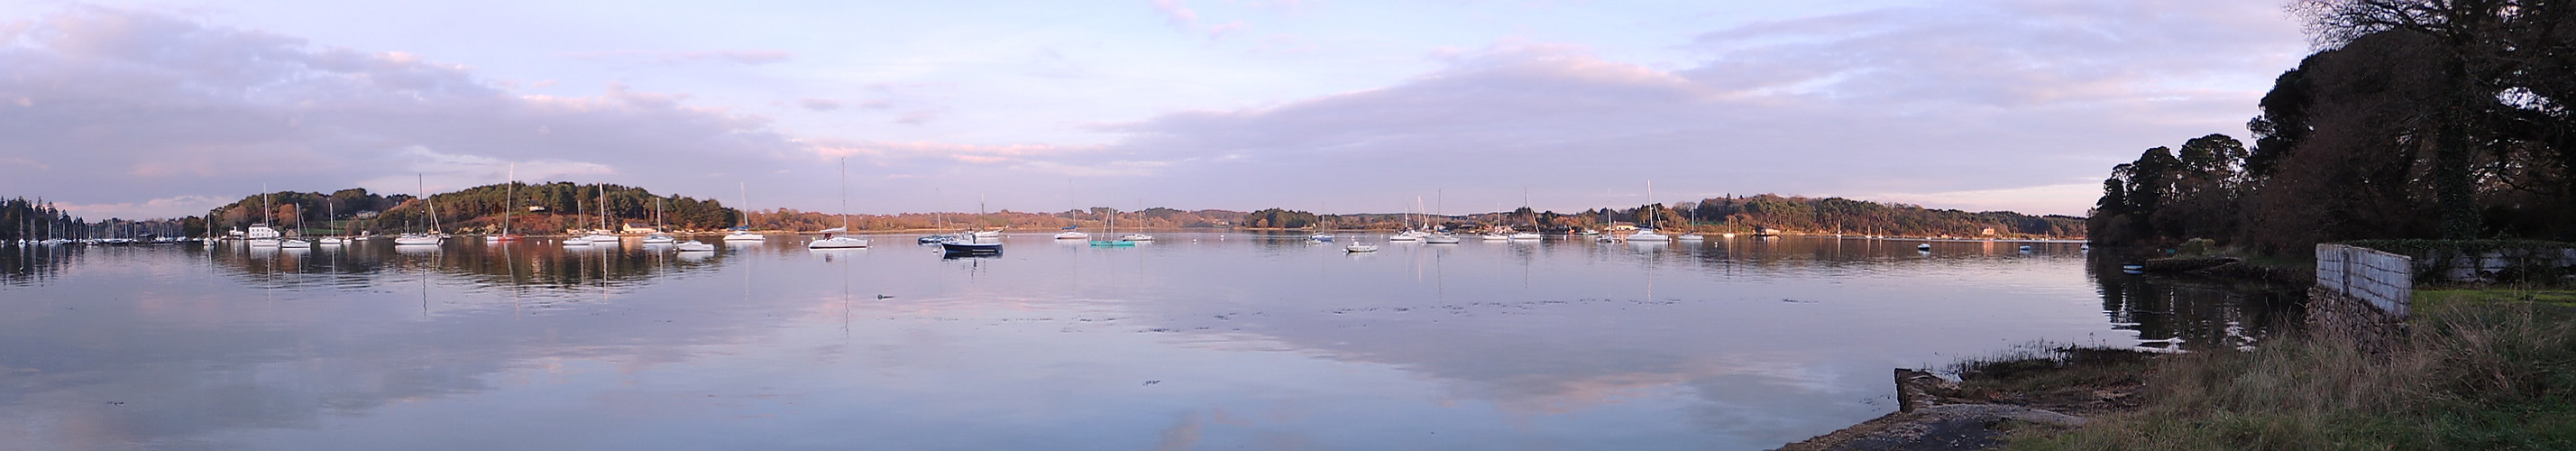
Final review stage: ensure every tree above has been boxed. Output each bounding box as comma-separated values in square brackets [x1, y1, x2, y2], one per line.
[2294, 0, 2566, 238]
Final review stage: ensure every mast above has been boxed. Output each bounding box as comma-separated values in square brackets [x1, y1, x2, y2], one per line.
[839, 158, 851, 231]
[502, 163, 514, 235]
[419, 174, 442, 234]
[739, 181, 750, 230]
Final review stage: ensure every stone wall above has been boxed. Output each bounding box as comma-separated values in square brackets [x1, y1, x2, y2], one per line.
[2316, 244, 2413, 318]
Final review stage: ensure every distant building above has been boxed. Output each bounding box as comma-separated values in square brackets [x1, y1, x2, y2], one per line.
[527, 206, 547, 212]
[1981, 227, 1996, 235]
[353, 211, 379, 219]
[622, 223, 656, 234]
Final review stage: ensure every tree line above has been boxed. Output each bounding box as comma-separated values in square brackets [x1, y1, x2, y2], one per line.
[2092, 0, 2574, 253]
[0, 198, 201, 242]
[208, 182, 740, 235]
[1233, 195, 2084, 238]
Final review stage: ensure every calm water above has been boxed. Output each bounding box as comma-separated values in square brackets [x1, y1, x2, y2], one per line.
[0, 235, 2294, 450]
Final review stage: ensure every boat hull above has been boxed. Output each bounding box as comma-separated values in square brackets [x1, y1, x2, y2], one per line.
[809, 237, 870, 249]
[941, 243, 1002, 253]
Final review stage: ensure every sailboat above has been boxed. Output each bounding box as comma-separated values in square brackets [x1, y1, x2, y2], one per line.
[809, 159, 870, 249]
[488, 164, 523, 242]
[725, 182, 765, 242]
[642, 198, 676, 244]
[317, 201, 346, 245]
[1390, 197, 1428, 241]
[1676, 203, 1705, 242]
[562, 198, 596, 246]
[395, 175, 445, 245]
[580, 184, 621, 244]
[280, 200, 313, 249]
[1423, 190, 1459, 244]
[1119, 199, 1153, 242]
[1627, 181, 1671, 243]
[1508, 189, 1540, 240]
[1090, 207, 1134, 247]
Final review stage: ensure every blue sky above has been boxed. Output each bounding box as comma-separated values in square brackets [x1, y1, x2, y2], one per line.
[0, 1, 2307, 219]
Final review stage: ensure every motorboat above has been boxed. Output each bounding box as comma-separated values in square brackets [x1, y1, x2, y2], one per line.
[1345, 244, 1379, 253]
[1307, 233, 1333, 242]
[918, 235, 950, 244]
[674, 241, 714, 252]
[562, 236, 594, 246]
[317, 236, 345, 245]
[1677, 233, 1705, 242]
[1508, 232, 1541, 241]
[1425, 233, 1461, 244]
[724, 229, 765, 242]
[1918, 243, 1933, 251]
[941, 232, 1003, 253]
[643, 233, 676, 244]
[1120, 234, 1154, 242]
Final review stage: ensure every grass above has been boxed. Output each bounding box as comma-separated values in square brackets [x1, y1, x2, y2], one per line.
[2417, 287, 2576, 310]
[1946, 344, 2158, 411]
[2001, 299, 2576, 450]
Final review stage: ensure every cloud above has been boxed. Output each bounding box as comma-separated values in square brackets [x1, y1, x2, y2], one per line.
[1077, 0, 2302, 216]
[0, 5, 809, 217]
[1149, 0, 1197, 28]
[561, 49, 793, 65]
[0, 1, 2305, 218]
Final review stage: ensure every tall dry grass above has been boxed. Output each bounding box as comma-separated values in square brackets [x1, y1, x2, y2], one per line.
[2007, 302, 2576, 450]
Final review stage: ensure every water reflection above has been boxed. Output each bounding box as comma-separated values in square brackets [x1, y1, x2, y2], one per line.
[0, 235, 2295, 450]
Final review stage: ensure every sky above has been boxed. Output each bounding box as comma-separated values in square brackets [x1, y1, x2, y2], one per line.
[0, 0, 2310, 219]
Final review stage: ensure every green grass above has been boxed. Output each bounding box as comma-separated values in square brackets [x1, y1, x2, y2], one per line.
[2417, 288, 2576, 310]
[2003, 301, 2576, 450]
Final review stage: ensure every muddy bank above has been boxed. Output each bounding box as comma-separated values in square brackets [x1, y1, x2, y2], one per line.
[1774, 350, 2159, 451]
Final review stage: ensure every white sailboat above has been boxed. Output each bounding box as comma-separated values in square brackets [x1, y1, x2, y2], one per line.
[394, 175, 445, 246]
[317, 201, 345, 245]
[725, 182, 765, 242]
[579, 184, 620, 244]
[1676, 199, 1704, 241]
[643, 198, 676, 244]
[1423, 190, 1458, 244]
[1627, 181, 1671, 243]
[488, 163, 524, 242]
[280, 203, 312, 249]
[1119, 199, 1153, 242]
[561, 198, 595, 246]
[809, 159, 869, 249]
